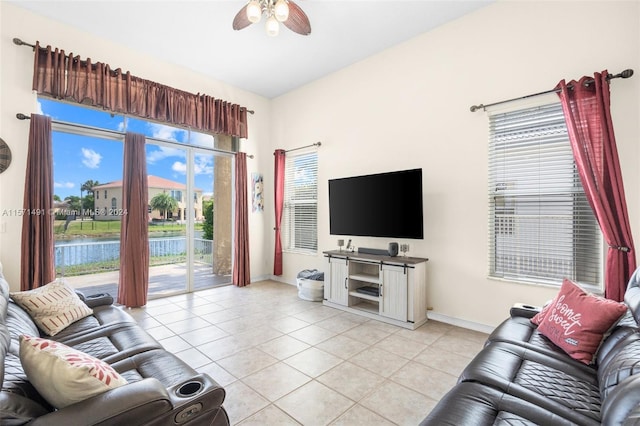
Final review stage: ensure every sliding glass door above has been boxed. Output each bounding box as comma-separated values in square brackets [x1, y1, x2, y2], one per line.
[46, 97, 235, 299]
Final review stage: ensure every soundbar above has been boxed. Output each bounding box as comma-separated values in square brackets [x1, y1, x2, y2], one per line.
[358, 247, 390, 256]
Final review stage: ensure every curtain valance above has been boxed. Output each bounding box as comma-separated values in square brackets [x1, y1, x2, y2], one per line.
[32, 42, 249, 138]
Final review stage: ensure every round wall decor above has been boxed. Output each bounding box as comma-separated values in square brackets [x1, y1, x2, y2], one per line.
[0, 138, 11, 173]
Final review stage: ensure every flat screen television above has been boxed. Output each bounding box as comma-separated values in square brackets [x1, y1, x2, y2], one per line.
[329, 168, 424, 239]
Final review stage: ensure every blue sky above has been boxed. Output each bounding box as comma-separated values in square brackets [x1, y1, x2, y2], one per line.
[41, 99, 216, 200]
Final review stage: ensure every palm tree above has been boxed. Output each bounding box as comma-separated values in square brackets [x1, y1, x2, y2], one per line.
[150, 193, 178, 222]
[81, 179, 99, 195]
[80, 179, 99, 216]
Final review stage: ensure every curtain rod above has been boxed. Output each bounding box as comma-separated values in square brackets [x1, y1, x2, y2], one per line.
[469, 68, 634, 112]
[16, 113, 247, 157]
[12, 37, 255, 115]
[285, 142, 321, 153]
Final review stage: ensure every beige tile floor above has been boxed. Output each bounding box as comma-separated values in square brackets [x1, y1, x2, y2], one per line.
[127, 280, 488, 426]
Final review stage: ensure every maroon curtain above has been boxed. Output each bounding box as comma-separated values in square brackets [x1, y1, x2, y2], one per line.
[557, 71, 636, 301]
[20, 114, 56, 290]
[32, 42, 249, 138]
[118, 132, 149, 307]
[273, 149, 286, 276]
[232, 153, 250, 287]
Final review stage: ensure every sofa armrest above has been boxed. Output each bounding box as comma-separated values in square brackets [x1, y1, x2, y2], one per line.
[79, 292, 115, 308]
[29, 378, 173, 426]
[510, 303, 542, 319]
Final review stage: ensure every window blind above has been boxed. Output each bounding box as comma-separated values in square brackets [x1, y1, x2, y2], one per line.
[283, 151, 318, 253]
[488, 102, 601, 287]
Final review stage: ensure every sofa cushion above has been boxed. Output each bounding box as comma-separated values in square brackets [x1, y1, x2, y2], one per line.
[531, 278, 627, 364]
[19, 335, 128, 409]
[420, 381, 599, 426]
[10, 280, 93, 336]
[459, 341, 601, 423]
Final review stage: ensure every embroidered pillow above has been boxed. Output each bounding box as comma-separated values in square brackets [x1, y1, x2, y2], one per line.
[531, 278, 627, 364]
[19, 335, 128, 408]
[11, 279, 93, 336]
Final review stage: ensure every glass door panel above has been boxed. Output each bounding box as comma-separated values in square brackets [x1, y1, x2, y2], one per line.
[52, 131, 124, 298]
[145, 142, 189, 297]
[193, 150, 233, 290]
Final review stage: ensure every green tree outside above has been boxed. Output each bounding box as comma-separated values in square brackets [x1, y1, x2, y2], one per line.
[80, 180, 99, 213]
[64, 195, 82, 212]
[202, 200, 214, 240]
[150, 193, 178, 221]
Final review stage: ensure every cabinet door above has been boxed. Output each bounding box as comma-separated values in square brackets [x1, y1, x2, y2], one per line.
[381, 264, 408, 321]
[326, 257, 349, 306]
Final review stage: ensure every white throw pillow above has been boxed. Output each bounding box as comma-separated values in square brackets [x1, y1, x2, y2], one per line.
[11, 279, 93, 336]
[19, 335, 128, 408]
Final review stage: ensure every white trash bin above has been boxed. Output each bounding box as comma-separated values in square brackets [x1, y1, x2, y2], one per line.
[296, 270, 324, 302]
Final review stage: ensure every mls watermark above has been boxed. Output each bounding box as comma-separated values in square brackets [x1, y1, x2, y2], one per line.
[1, 208, 128, 217]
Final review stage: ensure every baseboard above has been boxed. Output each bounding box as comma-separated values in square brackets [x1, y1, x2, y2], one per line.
[250, 275, 271, 283]
[269, 275, 296, 286]
[427, 311, 495, 334]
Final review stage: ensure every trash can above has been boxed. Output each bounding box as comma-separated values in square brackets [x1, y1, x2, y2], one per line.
[296, 269, 324, 302]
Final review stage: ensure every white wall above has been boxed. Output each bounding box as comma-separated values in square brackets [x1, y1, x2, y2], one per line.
[0, 2, 272, 289]
[269, 1, 640, 328]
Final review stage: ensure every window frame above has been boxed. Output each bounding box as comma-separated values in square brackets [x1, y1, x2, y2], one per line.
[282, 150, 318, 255]
[487, 102, 603, 291]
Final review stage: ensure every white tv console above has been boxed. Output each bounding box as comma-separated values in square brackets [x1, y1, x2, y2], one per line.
[322, 250, 429, 330]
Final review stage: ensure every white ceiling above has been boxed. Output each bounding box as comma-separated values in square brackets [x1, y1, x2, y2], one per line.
[9, 0, 493, 99]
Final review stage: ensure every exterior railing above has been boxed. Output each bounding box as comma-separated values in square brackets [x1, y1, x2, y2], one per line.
[55, 237, 213, 276]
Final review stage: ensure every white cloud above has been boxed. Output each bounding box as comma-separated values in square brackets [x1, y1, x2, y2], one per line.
[190, 132, 214, 148]
[171, 157, 214, 176]
[81, 148, 102, 169]
[54, 181, 75, 189]
[148, 123, 187, 142]
[194, 156, 213, 176]
[147, 146, 186, 164]
[172, 161, 187, 174]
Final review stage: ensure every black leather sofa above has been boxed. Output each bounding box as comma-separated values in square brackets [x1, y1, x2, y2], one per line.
[421, 270, 640, 425]
[0, 265, 230, 425]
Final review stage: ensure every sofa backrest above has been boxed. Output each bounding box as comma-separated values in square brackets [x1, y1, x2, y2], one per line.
[0, 266, 12, 384]
[598, 331, 640, 424]
[624, 267, 640, 324]
[0, 265, 53, 424]
[596, 270, 640, 423]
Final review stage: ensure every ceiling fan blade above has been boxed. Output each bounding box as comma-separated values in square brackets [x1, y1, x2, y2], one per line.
[232, 4, 252, 31]
[283, 1, 311, 35]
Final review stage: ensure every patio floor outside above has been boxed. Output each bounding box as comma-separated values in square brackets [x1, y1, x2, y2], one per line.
[63, 263, 231, 301]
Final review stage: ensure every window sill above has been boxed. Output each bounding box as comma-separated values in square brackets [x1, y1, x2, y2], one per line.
[487, 275, 603, 296]
[283, 250, 318, 257]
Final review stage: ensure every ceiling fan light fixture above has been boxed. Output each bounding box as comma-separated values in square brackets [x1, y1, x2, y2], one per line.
[233, 0, 310, 36]
[246, 0, 262, 24]
[266, 14, 280, 36]
[274, 0, 289, 22]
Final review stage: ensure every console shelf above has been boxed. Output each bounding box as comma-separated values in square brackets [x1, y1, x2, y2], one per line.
[323, 250, 429, 330]
[349, 273, 380, 284]
[348, 290, 379, 302]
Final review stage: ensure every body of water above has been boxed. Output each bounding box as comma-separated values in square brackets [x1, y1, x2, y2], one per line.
[55, 231, 207, 267]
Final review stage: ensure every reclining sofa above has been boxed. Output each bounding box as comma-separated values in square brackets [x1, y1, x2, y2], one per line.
[422, 269, 640, 425]
[0, 265, 230, 425]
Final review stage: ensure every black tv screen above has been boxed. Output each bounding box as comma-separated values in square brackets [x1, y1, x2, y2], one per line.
[329, 168, 424, 239]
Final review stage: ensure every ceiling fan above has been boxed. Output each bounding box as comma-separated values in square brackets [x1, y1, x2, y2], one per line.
[233, 0, 311, 37]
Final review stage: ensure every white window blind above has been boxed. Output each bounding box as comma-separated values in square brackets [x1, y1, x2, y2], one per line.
[488, 102, 601, 287]
[283, 151, 318, 254]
